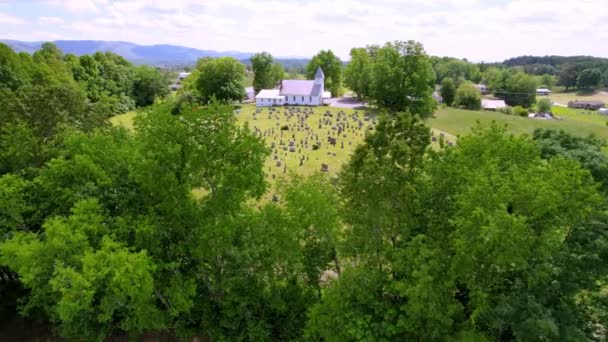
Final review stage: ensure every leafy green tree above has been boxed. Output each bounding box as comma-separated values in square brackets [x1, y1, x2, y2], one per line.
[540, 74, 554, 89]
[512, 105, 528, 117]
[501, 72, 537, 107]
[454, 82, 481, 110]
[440, 77, 456, 106]
[344, 47, 372, 99]
[0, 174, 29, 239]
[537, 98, 552, 113]
[577, 68, 602, 90]
[269, 63, 286, 86]
[533, 129, 608, 190]
[1, 199, 163, 340]
[251, 52, 274, 94]
[196, 57, 246, 103]
[310, 121, 608, 341]
[558, 64, 579, 91]
[369, 41, 436, 116]
[306, 50, 343, 97]
[132, 65, 169, 107]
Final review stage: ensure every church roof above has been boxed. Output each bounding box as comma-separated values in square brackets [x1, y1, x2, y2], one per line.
[280, 80, 323, 97]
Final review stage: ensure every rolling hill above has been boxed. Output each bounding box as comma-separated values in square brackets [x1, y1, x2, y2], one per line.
[0, 39, 260, 66]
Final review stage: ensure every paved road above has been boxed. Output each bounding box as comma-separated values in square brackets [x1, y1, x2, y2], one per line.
[325, 96, 366, 109]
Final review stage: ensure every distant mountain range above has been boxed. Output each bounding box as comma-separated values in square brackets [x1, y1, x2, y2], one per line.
[1, 39, 308, 67]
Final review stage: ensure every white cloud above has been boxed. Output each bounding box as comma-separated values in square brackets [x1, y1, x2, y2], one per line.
[38, 16, 65, 25]
[0, 12, 24, 25]
[45, 0, 103, 13]
[7, 0, 608, 61]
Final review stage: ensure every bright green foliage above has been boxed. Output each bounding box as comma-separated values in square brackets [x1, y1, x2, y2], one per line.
[0, 174, 29, 239]
[433, 57, 481, 84]
[577, 68, 602, 90]
[454, 82, 481, 110]
[251, 52, 274, 94]
[279, 174, 342, 288]
[537, 98, 552, 113]
[306, 50, 343, 97]
[512, 106, 528, 117]
[0, 199, 162, 340]
[501, 72, 537, 108]
[540, 74, 554, 89]
[533, 129, 608, 190]
[196, 57, 246, 103]
[441, 77, 456, 106]
[558, 64, 579, 91]
[369, 41, 436, 116]
[309, 119, 608, 341]
[344, 47, 372, 99]
[132, 65, 169, 107]
[270, 63, 286, 86]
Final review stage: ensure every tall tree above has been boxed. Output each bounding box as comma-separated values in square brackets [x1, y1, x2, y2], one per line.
[369, 41, 436, 116]
[454, 81, 481, 110]
[269, 62, 286, 86]
[306, 50, 343, 97]
[132, 65, 169, 107]
[344, 47, 372, 99]
[251, 52, 274, 94]
[196, 57, 246, 103]
[558, 64, 579, 91]
[440, 77, 456, 106]
[577, 68, 602, 90]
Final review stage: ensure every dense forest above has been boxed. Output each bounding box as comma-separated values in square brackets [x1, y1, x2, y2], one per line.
[1, 41, 608, 341]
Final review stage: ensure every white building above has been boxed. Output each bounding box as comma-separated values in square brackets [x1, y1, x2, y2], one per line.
[178, 72, 191, 80]
[536, 88, 551, 96]
[255, 67, 330, 107]
[482, 99, 507, 110]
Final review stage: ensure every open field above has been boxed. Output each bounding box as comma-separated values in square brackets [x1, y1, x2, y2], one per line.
[428, 107, 608, 140]
[109, 103, 607, 189]
[236, 104, 372, 180]
[545, 89, 608, 105]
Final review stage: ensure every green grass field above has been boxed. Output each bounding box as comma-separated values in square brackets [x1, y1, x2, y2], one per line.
[545, 89, 608, 105]
[109, 102, 607, 188]
[236, 104, 373, 180]
[428, 107, 608, 140]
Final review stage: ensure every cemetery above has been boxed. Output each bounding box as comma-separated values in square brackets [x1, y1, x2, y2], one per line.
[235, 104, 377, 181]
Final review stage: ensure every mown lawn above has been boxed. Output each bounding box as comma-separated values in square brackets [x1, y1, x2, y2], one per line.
[236, 104, 373, 180]
[428, 107, 608, 140]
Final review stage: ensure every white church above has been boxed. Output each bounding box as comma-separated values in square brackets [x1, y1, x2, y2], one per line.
[255, 67, 331, 107]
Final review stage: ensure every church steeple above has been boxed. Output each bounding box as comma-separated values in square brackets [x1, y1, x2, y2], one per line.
[314, 67, 324, 85]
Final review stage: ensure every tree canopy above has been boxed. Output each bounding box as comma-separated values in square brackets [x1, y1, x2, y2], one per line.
[306, 50, 343, 97]
[196, 57, 246, 103]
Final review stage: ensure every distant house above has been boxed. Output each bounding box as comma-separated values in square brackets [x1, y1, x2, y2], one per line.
[482, 99, 507, 111]
[536, 88, 551, 96]
[475, 84, 489, 95]
[178, 72, 191, 80]
[567, 100, 605, 110]
[256, 67, 330, 107]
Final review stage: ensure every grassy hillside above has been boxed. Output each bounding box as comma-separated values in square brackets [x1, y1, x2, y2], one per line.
[428, 107, 608, 140]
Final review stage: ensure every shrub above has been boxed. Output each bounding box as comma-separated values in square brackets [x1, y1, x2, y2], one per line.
[454, 82, 481, 110]
[513, 106, 528, 117]
[497, 107, 512, 115]
[537, 98, 552, 113]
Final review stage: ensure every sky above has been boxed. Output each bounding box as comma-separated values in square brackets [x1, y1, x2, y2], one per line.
[1, 0, 607, 62]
